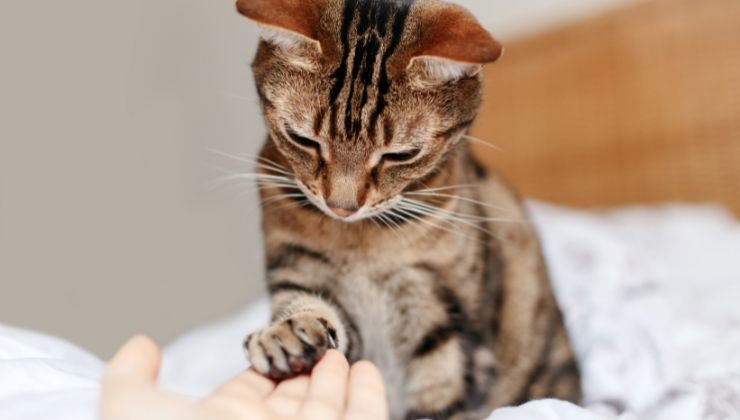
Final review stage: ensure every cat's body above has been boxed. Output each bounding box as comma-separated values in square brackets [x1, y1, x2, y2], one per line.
[238, 0, 581, 418]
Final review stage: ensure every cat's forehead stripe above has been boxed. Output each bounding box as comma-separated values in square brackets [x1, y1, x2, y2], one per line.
[328, 0, 415, 144]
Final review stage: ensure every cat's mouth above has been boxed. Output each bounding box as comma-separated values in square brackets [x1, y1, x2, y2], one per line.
[294, 181, 403, 224]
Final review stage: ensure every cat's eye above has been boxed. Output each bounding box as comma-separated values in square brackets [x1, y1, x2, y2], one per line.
[286, 129, 321, 152]
[382, 148, 422, 163]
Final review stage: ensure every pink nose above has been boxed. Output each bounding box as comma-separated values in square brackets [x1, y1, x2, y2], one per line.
[329, 206, 357, 218]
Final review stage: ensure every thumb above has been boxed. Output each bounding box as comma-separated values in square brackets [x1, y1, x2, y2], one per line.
[104, 335, 162, 386]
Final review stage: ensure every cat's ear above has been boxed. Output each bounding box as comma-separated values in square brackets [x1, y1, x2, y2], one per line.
[236, 0, 324, 50]
[409, 3, 502, 83]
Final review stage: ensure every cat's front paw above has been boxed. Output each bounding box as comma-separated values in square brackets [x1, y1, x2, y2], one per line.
[244, 314, 339, 380]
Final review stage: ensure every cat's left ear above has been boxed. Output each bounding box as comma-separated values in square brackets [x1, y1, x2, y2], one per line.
[409, 3, 503, 82]
[236, 0, 324, 50]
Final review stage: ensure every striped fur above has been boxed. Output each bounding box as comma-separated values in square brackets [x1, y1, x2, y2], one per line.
[237, 1, 581, 418]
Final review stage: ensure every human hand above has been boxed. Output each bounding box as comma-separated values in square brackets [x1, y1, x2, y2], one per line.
[101, 335, 388, 420]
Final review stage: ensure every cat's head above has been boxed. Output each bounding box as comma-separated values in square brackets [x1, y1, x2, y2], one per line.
[238, 0, 501, 222]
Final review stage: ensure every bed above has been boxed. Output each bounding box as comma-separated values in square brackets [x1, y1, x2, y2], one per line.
[2, 0, 740, 419]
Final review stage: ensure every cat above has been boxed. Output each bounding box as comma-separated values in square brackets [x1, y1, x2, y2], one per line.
[236, 0, 582, 418]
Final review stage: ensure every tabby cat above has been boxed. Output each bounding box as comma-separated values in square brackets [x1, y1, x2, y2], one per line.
[237, 0, 582, 418]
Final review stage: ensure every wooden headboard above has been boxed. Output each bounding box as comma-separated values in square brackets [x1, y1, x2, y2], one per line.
[470, 0, 740, 215]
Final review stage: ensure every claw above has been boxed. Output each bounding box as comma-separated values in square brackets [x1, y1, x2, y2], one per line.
[245, 315, 339, 381]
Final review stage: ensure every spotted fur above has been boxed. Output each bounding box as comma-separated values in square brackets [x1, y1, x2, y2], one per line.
[237, 1, 581, 418]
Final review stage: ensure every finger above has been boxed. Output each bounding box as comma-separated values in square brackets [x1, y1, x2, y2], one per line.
[300, 350, 350, 420]
[214, 368, 276, 402]
[265, 376, 311, 416]
[101, 336, 163, 420]
[103, 335, 161, 387]
[344, 361, 389, 420]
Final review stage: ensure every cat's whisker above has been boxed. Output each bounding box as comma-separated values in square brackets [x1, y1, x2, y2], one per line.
[400, 198, 494, 223]
[396, 199, 508, 240]
[226, 151, 290, 173]
[396, 201, 474, 229]
[252, 177, 300, 186]
[204, 163, 250, 183]
[239, 182, 303, 198]
[462, 135, 505, 152]
[206, 148, 259, 164]
[382, 209, 411, 231]
[230, 178, 302, 193]
[206, 148, 294, 177]
[209, 174, 287, 186]
[240, 154, 293, 177]
[261, 193, 306, 208]
[410, 184, 480, 194]
[398, 209, 492, 244]
[404, 192, 508, 212]
[379, 213, 403, 232]
[204, 163, 294, 185]
[389, 207, 483, 244]
[373, 214, 393, 233]
[402, 208, 512, 243]
[209, 178, 297, 196]
[255, 182, 302, 190]
[203, 162, 306, 208]
[391, 204, 464, 233]
[239, 152, 287, 168]
[253, 164, 295, 178]
[224, 173, 294, 183]
[205, 166, 301, 198]
[368, 217, 382, 230]
[204, 175, 258, 194]
[276, 199, 312, 212]
[374, 212, 407, 244]
[234, 183, 301, 198]
[401, 198, 525, 225]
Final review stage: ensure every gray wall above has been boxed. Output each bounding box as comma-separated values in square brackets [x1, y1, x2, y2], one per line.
[0, 0, 630, 357]
[0, 0, 266, 357]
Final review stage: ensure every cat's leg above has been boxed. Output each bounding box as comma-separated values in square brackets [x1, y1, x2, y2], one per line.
[473, 175, 582, 408]
[400, 283, 497, 420]
[403, 339, 497, 420]
[403, 337, 468, 420]
[244, 285, 361, 380]
[486, 226, 582, 407]
[523, 315, 582, 402]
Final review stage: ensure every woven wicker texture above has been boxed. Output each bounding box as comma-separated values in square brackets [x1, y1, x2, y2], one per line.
[471, 0, 740, 215]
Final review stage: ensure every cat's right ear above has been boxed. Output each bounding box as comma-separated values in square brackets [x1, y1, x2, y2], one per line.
[236, 0, 324, 51]
[408, 2, 502, 86]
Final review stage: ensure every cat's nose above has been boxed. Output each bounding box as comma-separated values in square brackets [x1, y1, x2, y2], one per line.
[328, 204, 358, 218]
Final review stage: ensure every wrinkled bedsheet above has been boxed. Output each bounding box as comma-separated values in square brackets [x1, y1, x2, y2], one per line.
[2, 203, 740, 420]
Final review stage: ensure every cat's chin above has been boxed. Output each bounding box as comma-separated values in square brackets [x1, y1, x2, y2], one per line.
[312, 200, 397, 224]
[318, 207, 369, 224]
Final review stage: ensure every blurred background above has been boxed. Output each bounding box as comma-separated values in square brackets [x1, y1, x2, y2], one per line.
[1, 0, 737, 357]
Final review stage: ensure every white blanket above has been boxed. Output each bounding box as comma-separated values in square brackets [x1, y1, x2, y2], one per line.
[2, 203, 740, 420]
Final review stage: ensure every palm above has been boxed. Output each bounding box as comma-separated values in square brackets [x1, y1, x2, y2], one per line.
[102, 336, 387, 420]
